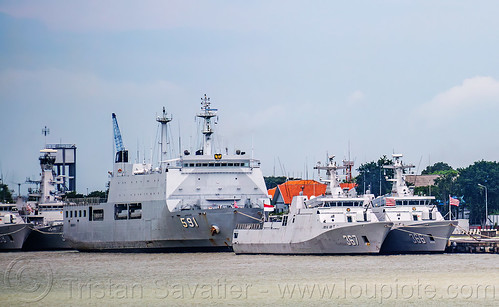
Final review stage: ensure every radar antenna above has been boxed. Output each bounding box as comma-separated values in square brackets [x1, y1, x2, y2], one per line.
[197, 94, 217, 155]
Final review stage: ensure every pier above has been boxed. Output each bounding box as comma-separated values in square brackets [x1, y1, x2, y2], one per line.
[446, 229, 499, 254]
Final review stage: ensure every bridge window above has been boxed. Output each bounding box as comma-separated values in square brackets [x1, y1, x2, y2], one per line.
[129, 203, 142, 219]
[115, 204, 128, 220]
[282, 216, 288, 226]
[93, 209, 104, 221]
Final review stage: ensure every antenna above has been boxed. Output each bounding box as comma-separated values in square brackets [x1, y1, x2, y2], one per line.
[42, 126, 50, 146]
[156, 107, 172, 166]
[197, 94, 217, 155]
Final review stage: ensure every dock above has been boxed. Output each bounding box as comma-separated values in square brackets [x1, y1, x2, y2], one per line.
[446, 229, 499, 254]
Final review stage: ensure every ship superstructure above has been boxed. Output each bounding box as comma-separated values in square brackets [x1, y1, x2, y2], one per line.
[372, 154, 457, 253]
[21, 149, 70, 250]
[233, 156, 393, 254]
[64, 95, 268, 251]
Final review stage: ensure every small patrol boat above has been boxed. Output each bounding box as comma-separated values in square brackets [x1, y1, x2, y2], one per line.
[0, 201, 31, 251]
[232, 156, 393, 255]
[372, 154, 458, 254]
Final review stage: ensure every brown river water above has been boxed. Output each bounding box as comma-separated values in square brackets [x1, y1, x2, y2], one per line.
[0, 251, 498, 306]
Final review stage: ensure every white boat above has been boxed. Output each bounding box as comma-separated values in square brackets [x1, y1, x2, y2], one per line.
[0, 201, 31, 251]
[372, 154, 457, 253]
[232, 156, 393, 254]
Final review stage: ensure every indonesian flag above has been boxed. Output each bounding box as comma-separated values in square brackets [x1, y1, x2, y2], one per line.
[264, 203, 274, 212]
[450, 196, 460, 207]
[385, 197, 396, 207]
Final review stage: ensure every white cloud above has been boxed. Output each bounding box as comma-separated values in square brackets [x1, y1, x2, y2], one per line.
[419, 76, 499, 118]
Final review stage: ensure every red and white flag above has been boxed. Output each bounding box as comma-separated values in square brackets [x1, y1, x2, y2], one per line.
[264, 203, 274, 212]
[450, 196, 460, 207]
[385, 197, 396, 207]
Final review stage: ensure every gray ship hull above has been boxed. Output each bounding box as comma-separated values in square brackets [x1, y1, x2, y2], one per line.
[65, 203, 262, 252]
[0, 224, 31, 251]
[233, 221, 393, 255]
[380, 220, 457, 254]
[23, 224, 72, 251]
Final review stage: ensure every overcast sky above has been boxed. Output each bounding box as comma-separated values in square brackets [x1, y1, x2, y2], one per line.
[1, 1, 499, 194]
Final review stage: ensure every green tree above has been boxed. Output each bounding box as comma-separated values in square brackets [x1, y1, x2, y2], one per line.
[456, 160, 499, 225]
[65, 191, 84, 199]
[88, 190, 106, 198]
[431, 169, 459, 218]
[355, 155, 394, 197]
[421, 162, 453, 175]
[0, 183, 14, 203]
[264, 176, 288, 190]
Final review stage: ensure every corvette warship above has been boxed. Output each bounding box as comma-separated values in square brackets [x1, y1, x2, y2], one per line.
[372, 154, 457, 253]
[232, 156, 393, 254]
[63, 95, 268, 252]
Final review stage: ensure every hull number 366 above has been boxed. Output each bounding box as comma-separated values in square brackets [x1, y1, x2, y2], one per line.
[409, 233, 426, 244]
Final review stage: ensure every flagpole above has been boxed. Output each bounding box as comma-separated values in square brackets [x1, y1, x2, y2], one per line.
[448, 194, 451, 220]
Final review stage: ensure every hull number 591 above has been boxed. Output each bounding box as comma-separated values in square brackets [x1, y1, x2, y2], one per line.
[180, 217, 199, 228]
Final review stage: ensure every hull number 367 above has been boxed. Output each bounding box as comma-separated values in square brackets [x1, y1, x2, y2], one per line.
[343, 235, 359, 246]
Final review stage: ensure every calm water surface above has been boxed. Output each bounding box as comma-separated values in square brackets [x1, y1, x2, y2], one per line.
[0, 251, 497, 306]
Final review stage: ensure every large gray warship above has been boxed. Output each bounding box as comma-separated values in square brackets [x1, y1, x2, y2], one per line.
[63, 95, 268, 252]
[372, 154, 457, 254]
[232, 156, 393, 255]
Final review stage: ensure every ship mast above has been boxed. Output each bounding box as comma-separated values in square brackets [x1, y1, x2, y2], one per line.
[156, 107, 172, 167]
[197, 94, 217, 156]
[383, 154, 414, 197]
[315, 155, 346, 197]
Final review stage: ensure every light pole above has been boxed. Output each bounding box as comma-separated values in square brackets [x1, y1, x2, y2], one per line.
[477, 184, 488, 227]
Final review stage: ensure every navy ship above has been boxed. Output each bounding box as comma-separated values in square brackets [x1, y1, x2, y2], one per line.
[232, 156, 393, 254]
[21, 149, 71, 250]
[0, 200, 31, 251]
[372, 154, 457, 253]
[63, 95, 268, 252]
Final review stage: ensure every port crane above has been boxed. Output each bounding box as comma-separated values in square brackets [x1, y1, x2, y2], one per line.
[112, 113, 128, 163]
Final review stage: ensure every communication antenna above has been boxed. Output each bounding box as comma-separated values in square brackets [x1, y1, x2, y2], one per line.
[42, 126, 50, 146]
[156, 107, 172, 165]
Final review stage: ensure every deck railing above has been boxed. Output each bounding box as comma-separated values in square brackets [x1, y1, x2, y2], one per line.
[65, 197, 106, 206]
[236, 223, 263, 230]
